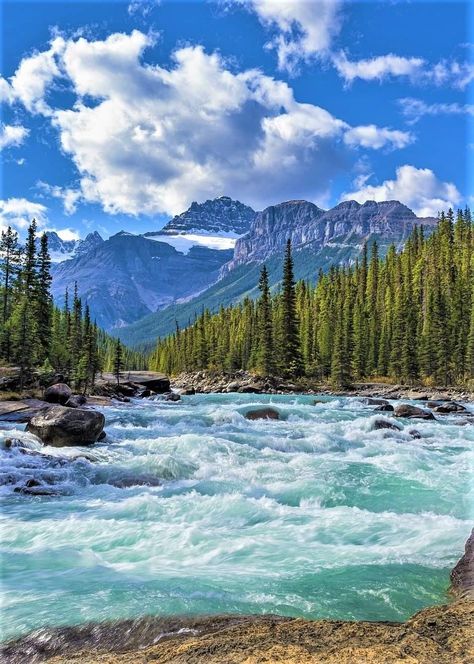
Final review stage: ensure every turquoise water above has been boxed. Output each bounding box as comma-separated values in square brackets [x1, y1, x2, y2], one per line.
[1, 393, 473, 641]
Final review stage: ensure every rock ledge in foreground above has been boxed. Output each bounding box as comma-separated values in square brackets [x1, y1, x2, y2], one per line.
[27, 405, 105, 446]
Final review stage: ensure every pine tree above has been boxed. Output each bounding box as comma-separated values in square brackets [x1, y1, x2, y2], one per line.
[280, 239, 303, 376]
[0, 226, 22, 360]
[113, 338, 123, 386]
[256, 265, 275, 375]
[36, 233, 52, 362]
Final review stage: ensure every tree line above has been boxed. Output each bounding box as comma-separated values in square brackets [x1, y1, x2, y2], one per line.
[150, 208, 474, 387]
[0, 220, 145, 391]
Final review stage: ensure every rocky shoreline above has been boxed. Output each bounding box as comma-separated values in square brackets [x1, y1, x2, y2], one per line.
[2, 532, 473, 664]
[172, 370, 474, 403]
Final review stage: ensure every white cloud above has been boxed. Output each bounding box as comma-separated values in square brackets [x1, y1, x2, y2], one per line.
[332, 51, 474, 89]
[53, 227, 81, 241]
[0, 198, 48, 231]
[0, 37, 65, 114]
[341, 165, 461, 217]
[332, 52, 425, 83]
[128, 0, 160, 16]
[228, 0, 343, 73]
[398, 97, 474, 124]
[0, 124, 29, 150]
[1, 30, 416, 216]
[343, 125, 414, 150]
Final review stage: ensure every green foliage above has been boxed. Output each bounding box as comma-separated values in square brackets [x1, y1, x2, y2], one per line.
[0, 220, 146, 391]
[151, 209, 474, 387]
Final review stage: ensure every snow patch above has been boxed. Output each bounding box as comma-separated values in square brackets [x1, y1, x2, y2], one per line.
[147, 232, 242, 254]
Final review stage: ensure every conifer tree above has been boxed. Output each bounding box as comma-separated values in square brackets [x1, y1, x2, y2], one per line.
[256, 265, 274, 375]
[280, 239, 303, 376]
[113, 338, 123, 386]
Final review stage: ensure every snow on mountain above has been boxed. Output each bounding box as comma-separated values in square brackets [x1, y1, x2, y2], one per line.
[46, 231, 104, 262]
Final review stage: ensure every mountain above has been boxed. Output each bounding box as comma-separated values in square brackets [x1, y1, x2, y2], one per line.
[115, 200, 437, 348]
[226, 199, 434, 271]
[46, 231, 104, 262]
[157, 196, 256, 235]
[51, 232, 233, 330]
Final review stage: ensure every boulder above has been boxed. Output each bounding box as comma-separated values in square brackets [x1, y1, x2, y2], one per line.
[44, 383, 72, 405]
[180, 388, 195, 396]
[394, 404, 435, 420]
[65, 395, 87, 409]
[408, 429, 422, 439]
[27, 405, 105, 446]
[450, 529, 474, 599]
[165, 392, 181, 402]
[136, 377, 170, 393]
[362, 397, 389, 406]
[433, 402, 467, 414]
[375, 404, 394, 412]
[237, 384, 262, 394]
[371, 419, 401, 432]
[245, 407, 280, 421]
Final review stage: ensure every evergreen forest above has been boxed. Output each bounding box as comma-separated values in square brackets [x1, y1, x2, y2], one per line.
[150, 208, 474, 387]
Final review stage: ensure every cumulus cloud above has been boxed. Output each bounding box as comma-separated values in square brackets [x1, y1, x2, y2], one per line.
[0, 37, 65, 114]
[0, 124, 29, 150]
[227, 0, 342, 73]
[332, 51, 474, 89]
[341, 165, 461, 217]
[398, 97, 474, 124]
[2, 30, 413, 216]
[0, 198, 48, 232]
[343, 125, 414, 150]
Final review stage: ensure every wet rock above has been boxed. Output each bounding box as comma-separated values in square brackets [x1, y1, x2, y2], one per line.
[14, 485, 57, 496]
[181, 388, 195, 395]
[98, 431, 107, 441]
[225, 381, 242, 392]
[375, 403, 394, 412]
[371, 419, 401, 432]
[408, 429, 422, 439]
[135, 376, 170, 394]
[394, 404, 435, 420]
[450, 529, 474, 599]
[65, 395, 87, 409]
[362, 397, 389, 406]
[109, 474, 161, 488]
[245, 407, 280, 421]
[237, 384, 262, 393]
[44, 383, 72, 406]
[433, 402, 467, 414]
[164, 392, 181, 402]
[27, 405, 105, 446]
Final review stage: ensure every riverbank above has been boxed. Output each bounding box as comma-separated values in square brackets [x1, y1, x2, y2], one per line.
[172, 370, 474, 402]
[3, 531, 473, 663]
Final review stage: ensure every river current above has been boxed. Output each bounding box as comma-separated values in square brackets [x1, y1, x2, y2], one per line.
[1, 393, 472, 642]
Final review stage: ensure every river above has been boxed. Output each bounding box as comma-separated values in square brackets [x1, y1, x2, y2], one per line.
[1, 393, 472, 642]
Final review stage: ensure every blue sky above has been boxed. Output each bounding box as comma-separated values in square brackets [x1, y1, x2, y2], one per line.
[0, 0, 473, 240]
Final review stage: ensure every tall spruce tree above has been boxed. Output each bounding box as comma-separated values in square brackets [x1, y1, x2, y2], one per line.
[280, 239, 303, 376]
[256, 265, 274, 375]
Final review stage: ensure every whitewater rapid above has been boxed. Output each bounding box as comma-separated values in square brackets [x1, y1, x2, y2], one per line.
[1, 393, 472, 641]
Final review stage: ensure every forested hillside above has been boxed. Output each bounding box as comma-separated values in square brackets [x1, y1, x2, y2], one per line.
[150, 209, 474, 387]
[0, 221, 145, 391]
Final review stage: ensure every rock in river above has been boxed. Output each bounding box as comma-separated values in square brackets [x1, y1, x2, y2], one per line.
[44, 383, 72, 405]
[27, 405, 105, 446]
[394, 404, 435, 420]
[245, 407, 280, 421]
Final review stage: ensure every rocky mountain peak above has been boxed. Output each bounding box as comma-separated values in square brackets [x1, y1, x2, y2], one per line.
[159, 196, 256, 236]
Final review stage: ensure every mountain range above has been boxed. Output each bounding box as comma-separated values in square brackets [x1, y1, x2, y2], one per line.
[49, 196, 438, 347]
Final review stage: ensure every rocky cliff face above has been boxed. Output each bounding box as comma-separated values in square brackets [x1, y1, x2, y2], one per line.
[46, 231, 104, 262]
[226, 199, 437, 270]
[51, 233, 232, 330]
[157, 196, 256, 236]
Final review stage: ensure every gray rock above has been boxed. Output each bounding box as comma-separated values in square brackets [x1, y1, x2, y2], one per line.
[371, 419, 402, 431]
[433, 402, 467, 414]
[375, 404, 394, 412]
[44, 383, 72, 406]
[65, 395, 87, 408]
[394, 404, 435, 420]
[27, 406, 105, 446]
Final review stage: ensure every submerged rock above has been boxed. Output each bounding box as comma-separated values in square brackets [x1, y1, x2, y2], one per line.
[394, 404, 435, 420]
[27, 406, 105, 446]
[245, 407, 280, 420]
[433, 402, 467, 414]
[44, 383, 72, 406]
[371, 418, 401, 432]
[375, 403, 394, 412]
